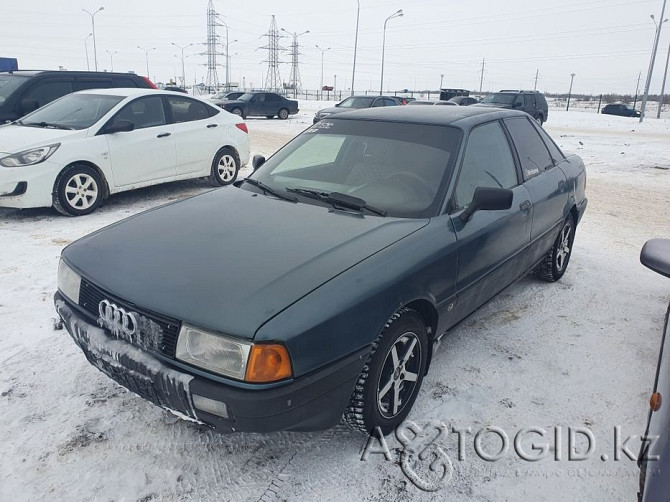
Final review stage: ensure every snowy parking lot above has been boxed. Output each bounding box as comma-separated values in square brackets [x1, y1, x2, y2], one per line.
[1, 101, 669, 501]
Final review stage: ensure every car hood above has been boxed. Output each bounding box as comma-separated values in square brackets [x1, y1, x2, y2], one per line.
[0, 124, 85, 154]
[222, 99, 246, 107]
[62, 187, 428, 339]
[316, 106, 348, 116]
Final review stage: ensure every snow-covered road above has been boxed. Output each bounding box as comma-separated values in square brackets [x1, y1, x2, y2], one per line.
[1, 104, 669, 501]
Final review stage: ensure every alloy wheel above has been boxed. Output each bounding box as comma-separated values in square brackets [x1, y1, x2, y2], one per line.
[64, 174, 99, 210]
[376, 332, 422, 418]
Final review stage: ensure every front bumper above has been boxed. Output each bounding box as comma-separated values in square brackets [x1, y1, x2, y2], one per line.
[55, 293, 365, 433]
[0, 158, 60, 209]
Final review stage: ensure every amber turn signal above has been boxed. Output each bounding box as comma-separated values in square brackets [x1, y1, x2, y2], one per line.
[650, 392, 662, 412]
[245, 344, 293, 383]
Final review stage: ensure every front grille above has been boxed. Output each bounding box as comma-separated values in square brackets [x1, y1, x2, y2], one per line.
[78, 279, 180, 358]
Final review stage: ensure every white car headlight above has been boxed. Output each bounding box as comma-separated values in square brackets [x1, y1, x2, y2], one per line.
[0, 143, 60, 167]
[58, 259, 81, 304]
[176, 325, 251, 380]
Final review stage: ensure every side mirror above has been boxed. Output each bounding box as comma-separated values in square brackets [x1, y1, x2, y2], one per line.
[105, 119, 135, 134]
[640, 239, 670, 279]
[252, 154, 266, 171]
[459, 187, 513, 223]
[20, 99, 39, 115]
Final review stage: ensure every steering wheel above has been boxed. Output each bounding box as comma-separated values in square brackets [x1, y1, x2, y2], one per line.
[385, 172, 436, 200]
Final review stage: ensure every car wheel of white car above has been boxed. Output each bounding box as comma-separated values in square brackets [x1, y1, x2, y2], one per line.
[53, 164, 104, 216]
[344, 308, 428, 435]
[208, 147, 240, 186]
[278, 108, 289, 120]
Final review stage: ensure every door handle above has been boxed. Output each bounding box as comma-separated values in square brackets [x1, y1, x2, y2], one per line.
[558, 180, 566, 191]
[206, 124, 218, 128]
[519, 200, 531, 212]
[157, 132, 171, 138]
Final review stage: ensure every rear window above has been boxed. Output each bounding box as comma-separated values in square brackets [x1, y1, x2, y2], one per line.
[0, 74, 29, 104]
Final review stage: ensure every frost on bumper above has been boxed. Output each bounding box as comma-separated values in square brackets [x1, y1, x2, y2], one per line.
[55, 299, 201, 424]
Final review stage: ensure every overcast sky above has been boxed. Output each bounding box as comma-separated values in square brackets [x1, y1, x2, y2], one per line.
[2, 0, 669, 95]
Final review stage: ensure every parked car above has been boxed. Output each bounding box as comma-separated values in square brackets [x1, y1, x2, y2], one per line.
[0, 88, 249, 215]
[209, 91, 244, 107]
[448, 96, 479, 106]
[313, 95, 402, 123]
[55, 106, 586, 435]
[0, 70, 156, 123]
[474, 90, 548, 125]
[219, 91, 298, 119]
[638, 239, 670, 502]
[602, 103, 640, 117]
[162, 86, 188, 94]
[408, 100, 457, 106]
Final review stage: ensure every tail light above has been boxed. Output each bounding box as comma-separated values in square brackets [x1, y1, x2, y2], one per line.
[235, 123, 248, 134]
[142, 76, 158, 89]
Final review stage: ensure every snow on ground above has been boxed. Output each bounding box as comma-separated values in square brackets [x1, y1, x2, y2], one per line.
[1, 108, 669, 501]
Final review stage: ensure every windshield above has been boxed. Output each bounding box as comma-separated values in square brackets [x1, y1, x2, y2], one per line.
[481, 93, 516, 105]
[246, 119, 462, 218]
[337, 96, 375, 108]
[0, 75, 29, 104]
[238, 93, 255, 102]
[19, 93, 124, 130]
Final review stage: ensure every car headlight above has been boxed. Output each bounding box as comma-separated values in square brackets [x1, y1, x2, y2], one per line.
[58, 259, 81, 304]
[176, 324, 292, 382]
[0, 143, 60, 168]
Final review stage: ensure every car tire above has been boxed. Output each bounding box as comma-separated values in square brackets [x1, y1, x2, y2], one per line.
[537, 215, 575, 282]
[231, 108, 244, 119]
[344, 308, 429, 435]
[208, 147, 239, 186]
[534, 114, 544, 126]
[278, 108, 289, 120]
[53, 164, 104, 216]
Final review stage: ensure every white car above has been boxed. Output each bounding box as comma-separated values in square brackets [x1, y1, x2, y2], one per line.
[0, 88, 250, 216]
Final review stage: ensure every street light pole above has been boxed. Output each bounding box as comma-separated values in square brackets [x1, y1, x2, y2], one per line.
[351, 0, 360, 96]
[137, 46, 156, 77]
[316, 44, 331, 96]
[657, 38, 670, 118]
[566, 73, 576, 111]
[106, 50, 118, 72]
[440, 73, 444, 89]
[82, 7, 104, 71]
[172, 42, 194, 88]
[84, 33, 92, 71]
[640, 0, 668, 122]
[380, 9, 403, 96]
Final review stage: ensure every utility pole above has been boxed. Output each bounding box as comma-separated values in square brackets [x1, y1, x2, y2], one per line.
[633, 70, 642, 109]
[281, 28, 309, 98]
[205, 0, 221, 91]
[566, 73, 576, 111]
[260, 15, 286, 92]
[351, 0, 360, 96]
[82, 7, 104, 72]
[657, 39, 670, 118]
[105, 50, 118, 72]
[534, 69, 539, 91]
[84, 33, 92, 71]
[380, 9, 403, 95]
[137, 46, 156, 77]
[640, 0, 668, 123]
[316, 44, 331, 94]
[334, 74, 337, 93]
[479, 58, 485, 93]
[172, 42, 193, 88]
[440, 74, 444, 89]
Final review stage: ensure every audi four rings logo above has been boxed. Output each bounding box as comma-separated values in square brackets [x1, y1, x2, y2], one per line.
[98, 299, 137, 338]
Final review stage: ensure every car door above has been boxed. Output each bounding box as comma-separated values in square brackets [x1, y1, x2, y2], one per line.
[165, 95, 221, 175]
[503, 117, 568, 266]
[265, 93, 281, 115]
[449, 120, 532, 318]
[103, 95, 176, 187]
[248, 93, 266, 116]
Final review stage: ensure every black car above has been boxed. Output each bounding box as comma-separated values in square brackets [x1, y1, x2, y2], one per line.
[55, 106, 587, 435]
[448, 96, 479, 106]
[314, 95, 402, 123]
[602, 103, 640, 117]
[474, 90, 549, 125]
[638, 239, 670, 502]
[0, 70, 156, 123]
[220, 91, 299, 119]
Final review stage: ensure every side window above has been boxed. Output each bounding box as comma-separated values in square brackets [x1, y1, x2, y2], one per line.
[114, 96, 166, 129]
[23, 81, 74, 107]
[530, 121, 565, 164]
[452, 121, 518, 211]
[76, 79, 112, 91]
[167, 96, 209, 122]
[503, 117, 554, 179]
[523, 94, 534, 109]
[513, 95, 523, 108]
[383, 98, 397, 106]
[266, 93, 280, 102]
[253, 94, 266, 103]
[112, 77, 138, 88]
[371, 98, 385, 107]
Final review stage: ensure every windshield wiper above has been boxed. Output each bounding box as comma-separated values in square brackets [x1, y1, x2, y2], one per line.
[22, 121, 74, 130]
[287, 187, 387, 216]
[242, 178, 298, 202]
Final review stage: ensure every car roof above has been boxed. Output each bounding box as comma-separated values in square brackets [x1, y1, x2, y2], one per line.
[0, 70, 143, 78]
[74, 88, 166, 98]
[329, 105, 529, 129]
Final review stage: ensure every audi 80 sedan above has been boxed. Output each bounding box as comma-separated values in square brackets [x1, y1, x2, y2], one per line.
[55, 106, 587, 435]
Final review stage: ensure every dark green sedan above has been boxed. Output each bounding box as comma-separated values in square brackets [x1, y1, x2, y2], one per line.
[55, 106, 587, 435]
